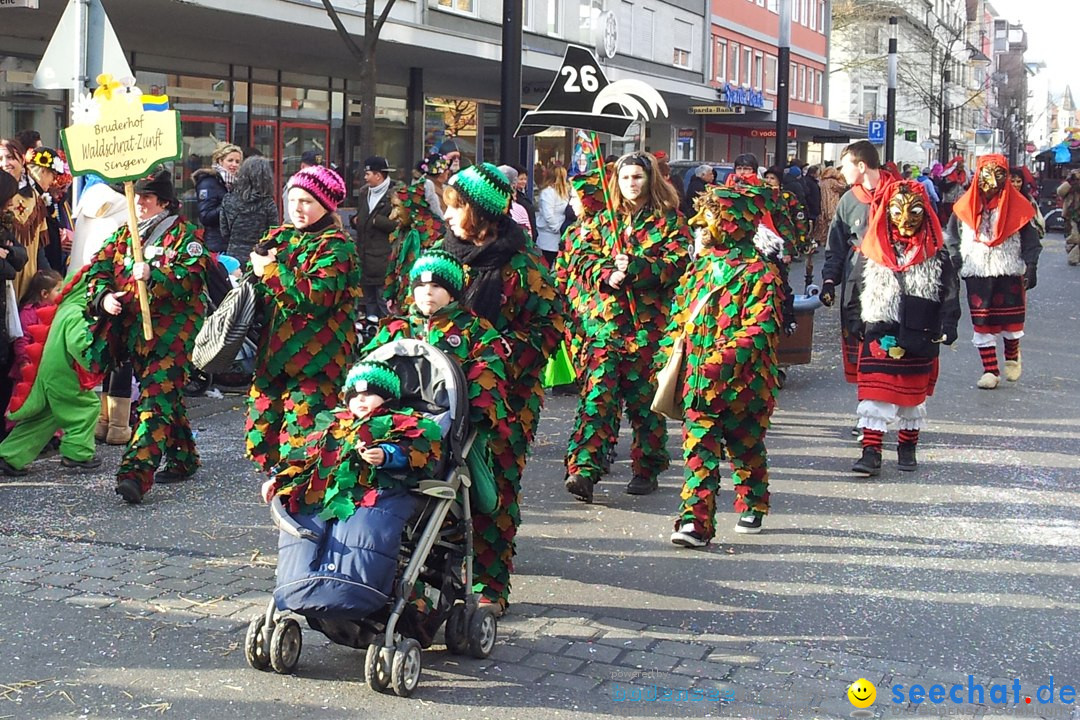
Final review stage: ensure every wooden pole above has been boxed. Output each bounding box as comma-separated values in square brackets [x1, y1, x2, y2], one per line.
[123, 181, 153, 341]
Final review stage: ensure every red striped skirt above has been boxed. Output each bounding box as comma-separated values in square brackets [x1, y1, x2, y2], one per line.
[964, 275, 1025, 334]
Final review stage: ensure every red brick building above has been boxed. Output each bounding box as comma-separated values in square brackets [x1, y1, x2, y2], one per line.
[703, 0, 856, 166]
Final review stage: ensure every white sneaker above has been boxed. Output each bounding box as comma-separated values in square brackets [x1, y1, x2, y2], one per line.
[977, 372, 1000, 389]
[670, 523, 708, 548]
[1004, 358, 1022, 382]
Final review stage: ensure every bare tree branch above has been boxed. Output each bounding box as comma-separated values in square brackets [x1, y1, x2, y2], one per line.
[374, 0, 395, 38]
[321, 0, 365, 64]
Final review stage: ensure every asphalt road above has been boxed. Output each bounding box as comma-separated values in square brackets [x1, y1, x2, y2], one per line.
[0, 233, 1077, 720]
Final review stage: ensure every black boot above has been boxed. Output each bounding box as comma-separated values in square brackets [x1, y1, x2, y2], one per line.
[625, 475, 659, 495]
[851, 446, 882, 477]
[564, 473, 594, 503]
[897, 443, 918, 472]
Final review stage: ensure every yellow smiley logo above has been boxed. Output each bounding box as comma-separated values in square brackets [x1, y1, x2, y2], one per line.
[847, 678, 877, 708]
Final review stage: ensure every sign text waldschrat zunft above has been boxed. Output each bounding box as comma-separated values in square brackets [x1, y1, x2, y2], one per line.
[61, 77, 181, 183]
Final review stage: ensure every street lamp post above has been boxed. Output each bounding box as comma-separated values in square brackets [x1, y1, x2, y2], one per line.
[775, 0, 791, 168]
[885, 17, 898, 163]
[939, 65, 952, 166]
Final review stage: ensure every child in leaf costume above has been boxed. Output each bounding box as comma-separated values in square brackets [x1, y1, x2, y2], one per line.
[382, 180, 446, 314]
[262, 360, 442, 521]
[245, 166, 362, 475]
[665, 184, 785, 547]
[563, 152, 690, 503]
[366, 249, 512, 445]
[85, 170, 212, 504]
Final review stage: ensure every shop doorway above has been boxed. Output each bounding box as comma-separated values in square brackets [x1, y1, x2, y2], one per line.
[250, 120, 329, 207]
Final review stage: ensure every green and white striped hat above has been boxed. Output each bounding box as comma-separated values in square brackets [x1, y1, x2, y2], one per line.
[345, 360, 401, 401]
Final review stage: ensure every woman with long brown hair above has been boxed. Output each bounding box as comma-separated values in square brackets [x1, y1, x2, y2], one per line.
[563, 151, 690, 503]
[536, 165, 571, 265]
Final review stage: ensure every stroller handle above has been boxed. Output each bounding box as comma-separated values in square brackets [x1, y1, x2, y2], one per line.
[270, 496, 320, 542]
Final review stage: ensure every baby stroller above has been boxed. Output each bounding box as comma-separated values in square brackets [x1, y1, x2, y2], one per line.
[243, 338, 499, 697]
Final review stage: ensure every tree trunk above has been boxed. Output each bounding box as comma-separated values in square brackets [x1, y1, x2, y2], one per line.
[359, 38, 377, 166]
[320, 0, 399, 190]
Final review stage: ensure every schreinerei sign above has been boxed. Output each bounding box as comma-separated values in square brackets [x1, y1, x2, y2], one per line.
[689, 105, 746, 116]
[516, 44, 668, 137]
[0, 0, 39, 8]
[61, 76, 182, 183]
[719, 83, 765, 109]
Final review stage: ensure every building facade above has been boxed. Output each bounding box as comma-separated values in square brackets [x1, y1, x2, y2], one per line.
[2, 0, 712, 210]
[704, 0, 854, 168]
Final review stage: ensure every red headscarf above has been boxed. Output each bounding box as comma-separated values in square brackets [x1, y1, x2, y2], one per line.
[943, 155, 967, 185]
[851, 165, 902, 205]
[859, 179, 943, 271]
[951, 154, 1035, 247]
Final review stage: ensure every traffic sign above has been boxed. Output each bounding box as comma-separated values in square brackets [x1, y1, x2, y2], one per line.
[33, 0, 131, 90]
[868, 120, 886, 144]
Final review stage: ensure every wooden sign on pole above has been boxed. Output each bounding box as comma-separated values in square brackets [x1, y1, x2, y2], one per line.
[60, 75, 181, 340]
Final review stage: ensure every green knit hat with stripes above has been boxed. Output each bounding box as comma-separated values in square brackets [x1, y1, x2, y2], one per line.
[409, 249, 465, 299]
[448, 162, 513, 221]
[345, 360, 401, 401]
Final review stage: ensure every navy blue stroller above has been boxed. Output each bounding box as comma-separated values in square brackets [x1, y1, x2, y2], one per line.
[243, 339, 498, 697]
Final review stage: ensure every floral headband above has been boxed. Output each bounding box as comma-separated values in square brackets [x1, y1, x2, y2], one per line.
[27, 147, 67, 175]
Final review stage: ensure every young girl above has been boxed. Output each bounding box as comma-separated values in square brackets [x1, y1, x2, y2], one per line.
[11, 268, 63, 381]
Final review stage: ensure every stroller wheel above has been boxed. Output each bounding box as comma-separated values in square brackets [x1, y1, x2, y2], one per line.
[269, 618, 302, 674]
[467, 605, 498, 659]
[390, 638, 422, 697]
[244, 613, 271, 670]
[445, 604, 469, 655]
[364, 644, 392, 692]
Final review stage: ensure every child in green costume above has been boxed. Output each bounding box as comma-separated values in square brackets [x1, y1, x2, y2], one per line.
[0, 266, 104, 475]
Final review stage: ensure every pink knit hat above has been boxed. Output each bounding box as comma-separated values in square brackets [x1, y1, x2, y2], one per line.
[286, 166, 346, 212]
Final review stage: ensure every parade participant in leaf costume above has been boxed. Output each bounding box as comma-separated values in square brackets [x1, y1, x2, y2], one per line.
[86, 169, 212, 504]
[944, 154, 1040, 390]
[440, 162, 566, 613]
[850, 180, 960, 476]
[0, 266, 104, 476]
[665, 184, 784, 547]
[382, 178, 446, 314]
[245, 165, 362, 476]
[366, 249, 512, 447]
[563, 152, 690, 503]
[262, 360, 443, 521]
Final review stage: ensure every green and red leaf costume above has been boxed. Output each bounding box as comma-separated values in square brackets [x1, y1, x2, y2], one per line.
[660, 187, 784, 542]
[86, 217, 211, 494]
[245, 223, 362, 474]
[564, 206, 691, 485]
[273, 406, 443, 521]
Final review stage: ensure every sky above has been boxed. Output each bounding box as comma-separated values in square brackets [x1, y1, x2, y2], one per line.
[985, 0, 1073, 94]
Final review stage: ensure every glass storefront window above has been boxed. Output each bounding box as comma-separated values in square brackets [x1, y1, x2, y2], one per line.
[424, 97, 478, 165]
[0, 56, 67, 148]
[232, 79, 249, 149]
[347, 95, 409, 192]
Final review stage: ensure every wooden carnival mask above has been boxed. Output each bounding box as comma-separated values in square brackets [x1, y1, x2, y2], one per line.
[977, 161, 1007, 199]
[887, 184, 927, 238]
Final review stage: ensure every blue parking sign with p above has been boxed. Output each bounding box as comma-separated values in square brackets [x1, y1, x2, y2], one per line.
[868, 120, 886, 144]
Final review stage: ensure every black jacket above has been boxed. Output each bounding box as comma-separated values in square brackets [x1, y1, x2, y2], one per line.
[804, 176, 822, 221]
[0, 223, 29, 363]
[193, 169, 229, 252]
[220, 192, 279, 262]
[682, 176, 708, 217]
[352, 182, 400, 285]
